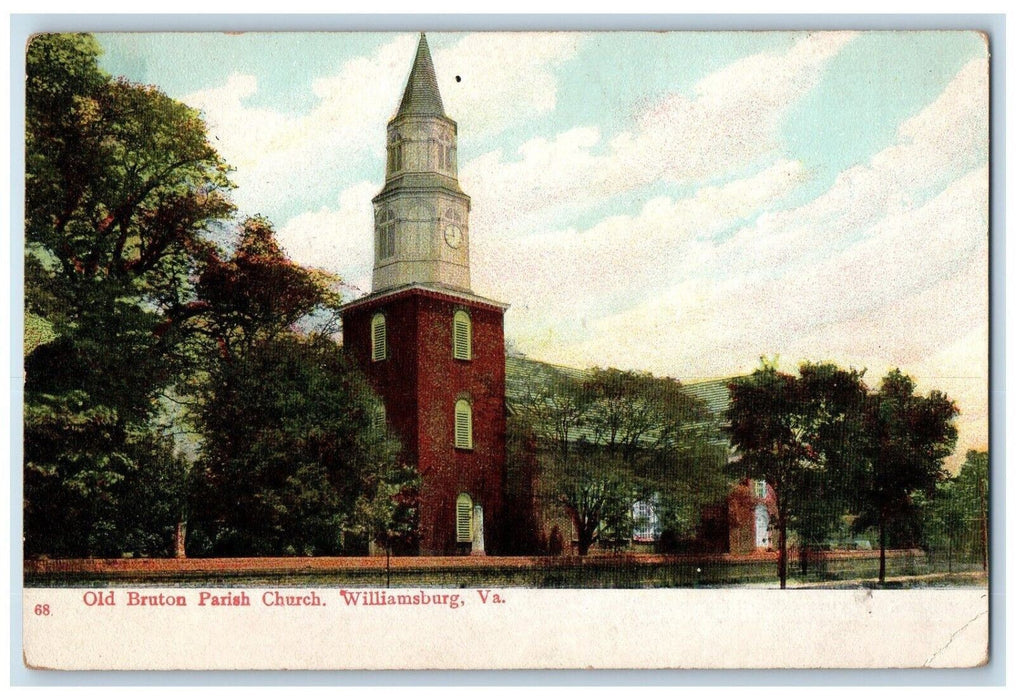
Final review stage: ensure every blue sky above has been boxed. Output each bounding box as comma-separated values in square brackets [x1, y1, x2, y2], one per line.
[97, 31, 988, 465]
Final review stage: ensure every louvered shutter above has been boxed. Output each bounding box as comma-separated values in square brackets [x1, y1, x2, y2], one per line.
[371, 314, 387, 361]
[372, 405, 386, 434]
[454, 399, 472, 449]
[452, 311, 471, 360]
[456, 494, 473, 543]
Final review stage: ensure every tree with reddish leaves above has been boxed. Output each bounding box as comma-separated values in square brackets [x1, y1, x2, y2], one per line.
[187, 218, 408, 556]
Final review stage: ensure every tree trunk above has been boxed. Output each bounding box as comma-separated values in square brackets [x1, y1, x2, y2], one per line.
[778, 518, 788, 589]
[878, 518, 887, 585]
[577, 527, 593, 556]
[174, 521, 187, 559]
[800, 546, 809, 577]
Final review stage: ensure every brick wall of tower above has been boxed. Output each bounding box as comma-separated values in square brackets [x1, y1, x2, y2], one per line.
[341, 288, 506, 555]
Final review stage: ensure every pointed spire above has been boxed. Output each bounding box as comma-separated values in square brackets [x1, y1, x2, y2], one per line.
[396, 33, 446, 118]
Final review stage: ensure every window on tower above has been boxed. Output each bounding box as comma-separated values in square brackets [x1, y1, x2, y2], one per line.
[444, 207, 461, 225]
[371, 313, 387, 362]
[446, 144, 456, 175]
[456, 493, 473, 543]
[452, 310, 472, 360]
[454, 398, 473, 449]
[388, 132, 403, 173]
[378, 208, 396, 260]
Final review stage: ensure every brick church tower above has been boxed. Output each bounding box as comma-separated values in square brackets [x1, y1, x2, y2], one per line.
[341, 34, 507, 556]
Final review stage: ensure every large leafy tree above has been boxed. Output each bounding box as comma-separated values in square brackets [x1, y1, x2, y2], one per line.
[187, 218, 408, 556]
[727, 360, 866, 588]
[511, 364, 727, 556]
[924, 449, 988, 573]
[955, 449, 989, 571]
[852, 370, 959, 583]
[582, 368, 729, 547]
[24, 33, 234, 557]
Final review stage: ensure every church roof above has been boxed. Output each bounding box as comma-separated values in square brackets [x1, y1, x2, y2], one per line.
[339, 282, 509, 314]
[396, 33, 446, 119]
[504, 355, 740, 442]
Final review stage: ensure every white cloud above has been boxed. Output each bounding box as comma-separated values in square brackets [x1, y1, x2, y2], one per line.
[275, 181, 377, 295]
[435, 33, 580, 137]
[254, 36, 987, 466]
[184, 33, 580, 220]
[500, 56, 987, 467]
[461, 32, 857, 235]
[473, 158, 809, 314]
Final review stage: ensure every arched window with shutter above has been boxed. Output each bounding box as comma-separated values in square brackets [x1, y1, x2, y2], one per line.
[456, 493, 473, 543]
[454, 398, 472, 449]
[452, 310, 471, 360]
[371, 313, 387, 362]
[371, 403, 386, 435]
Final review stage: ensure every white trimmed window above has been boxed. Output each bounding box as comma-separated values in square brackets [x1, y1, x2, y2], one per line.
[377, 208, 396, 260]
[452, 310, 472, 360]
[632, 498, 662, 542]
[753, 479, 767, 500]
[454, 398, 473, 449]
[456, 493, 473, 543]
[371, 313, 387, 362]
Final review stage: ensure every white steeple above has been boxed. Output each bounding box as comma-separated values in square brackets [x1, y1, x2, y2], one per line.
[371, 34, 471, 293]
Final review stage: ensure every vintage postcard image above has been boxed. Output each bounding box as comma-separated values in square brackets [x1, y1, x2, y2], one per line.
[21, 29, 990, 670]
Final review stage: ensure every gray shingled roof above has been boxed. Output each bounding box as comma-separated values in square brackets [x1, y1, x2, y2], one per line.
[679, 377, 733, 418]
[506, 355, 735, 418]
[504, 354, 739, 444]
[396, 34, 446, 119]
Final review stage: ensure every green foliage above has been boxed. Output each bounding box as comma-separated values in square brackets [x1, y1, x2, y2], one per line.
[727, 359, 868, 587]
[921, 449, 987, 570]
[852, 369, 959, 581]
[187, 220, 403, 556]
[350, 461, 421, 556]
[511, 364, 728, 555]
[24, 391, 187, 557]
[187, 332, 403, 556]
[23, 33, 234, 557]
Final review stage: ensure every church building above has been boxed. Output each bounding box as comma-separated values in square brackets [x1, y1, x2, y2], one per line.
[342, 34, 770, 559]
[340, 35, 507, 556]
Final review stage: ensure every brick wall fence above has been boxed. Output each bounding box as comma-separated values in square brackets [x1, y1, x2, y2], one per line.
[22, 549, 968, 588]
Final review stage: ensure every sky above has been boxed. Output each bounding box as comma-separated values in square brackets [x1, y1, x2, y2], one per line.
[96, 31, 989, 468]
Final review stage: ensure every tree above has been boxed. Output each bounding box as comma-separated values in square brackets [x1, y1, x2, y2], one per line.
[922, 449, 986, 574]
[955, 450, 989, 572]
[24, 33, 234, 557]
[852, 369, 958, 584]
[351, 462, 421, 586]
[727, 360, 866, 588]
[187, 218, 405, 556]
[510, 363, 727, 556]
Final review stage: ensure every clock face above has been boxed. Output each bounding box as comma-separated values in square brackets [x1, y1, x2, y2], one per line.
[444, 224, 463, 249]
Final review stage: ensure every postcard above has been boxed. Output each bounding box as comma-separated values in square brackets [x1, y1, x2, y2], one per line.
[20, 28, 990, 670]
